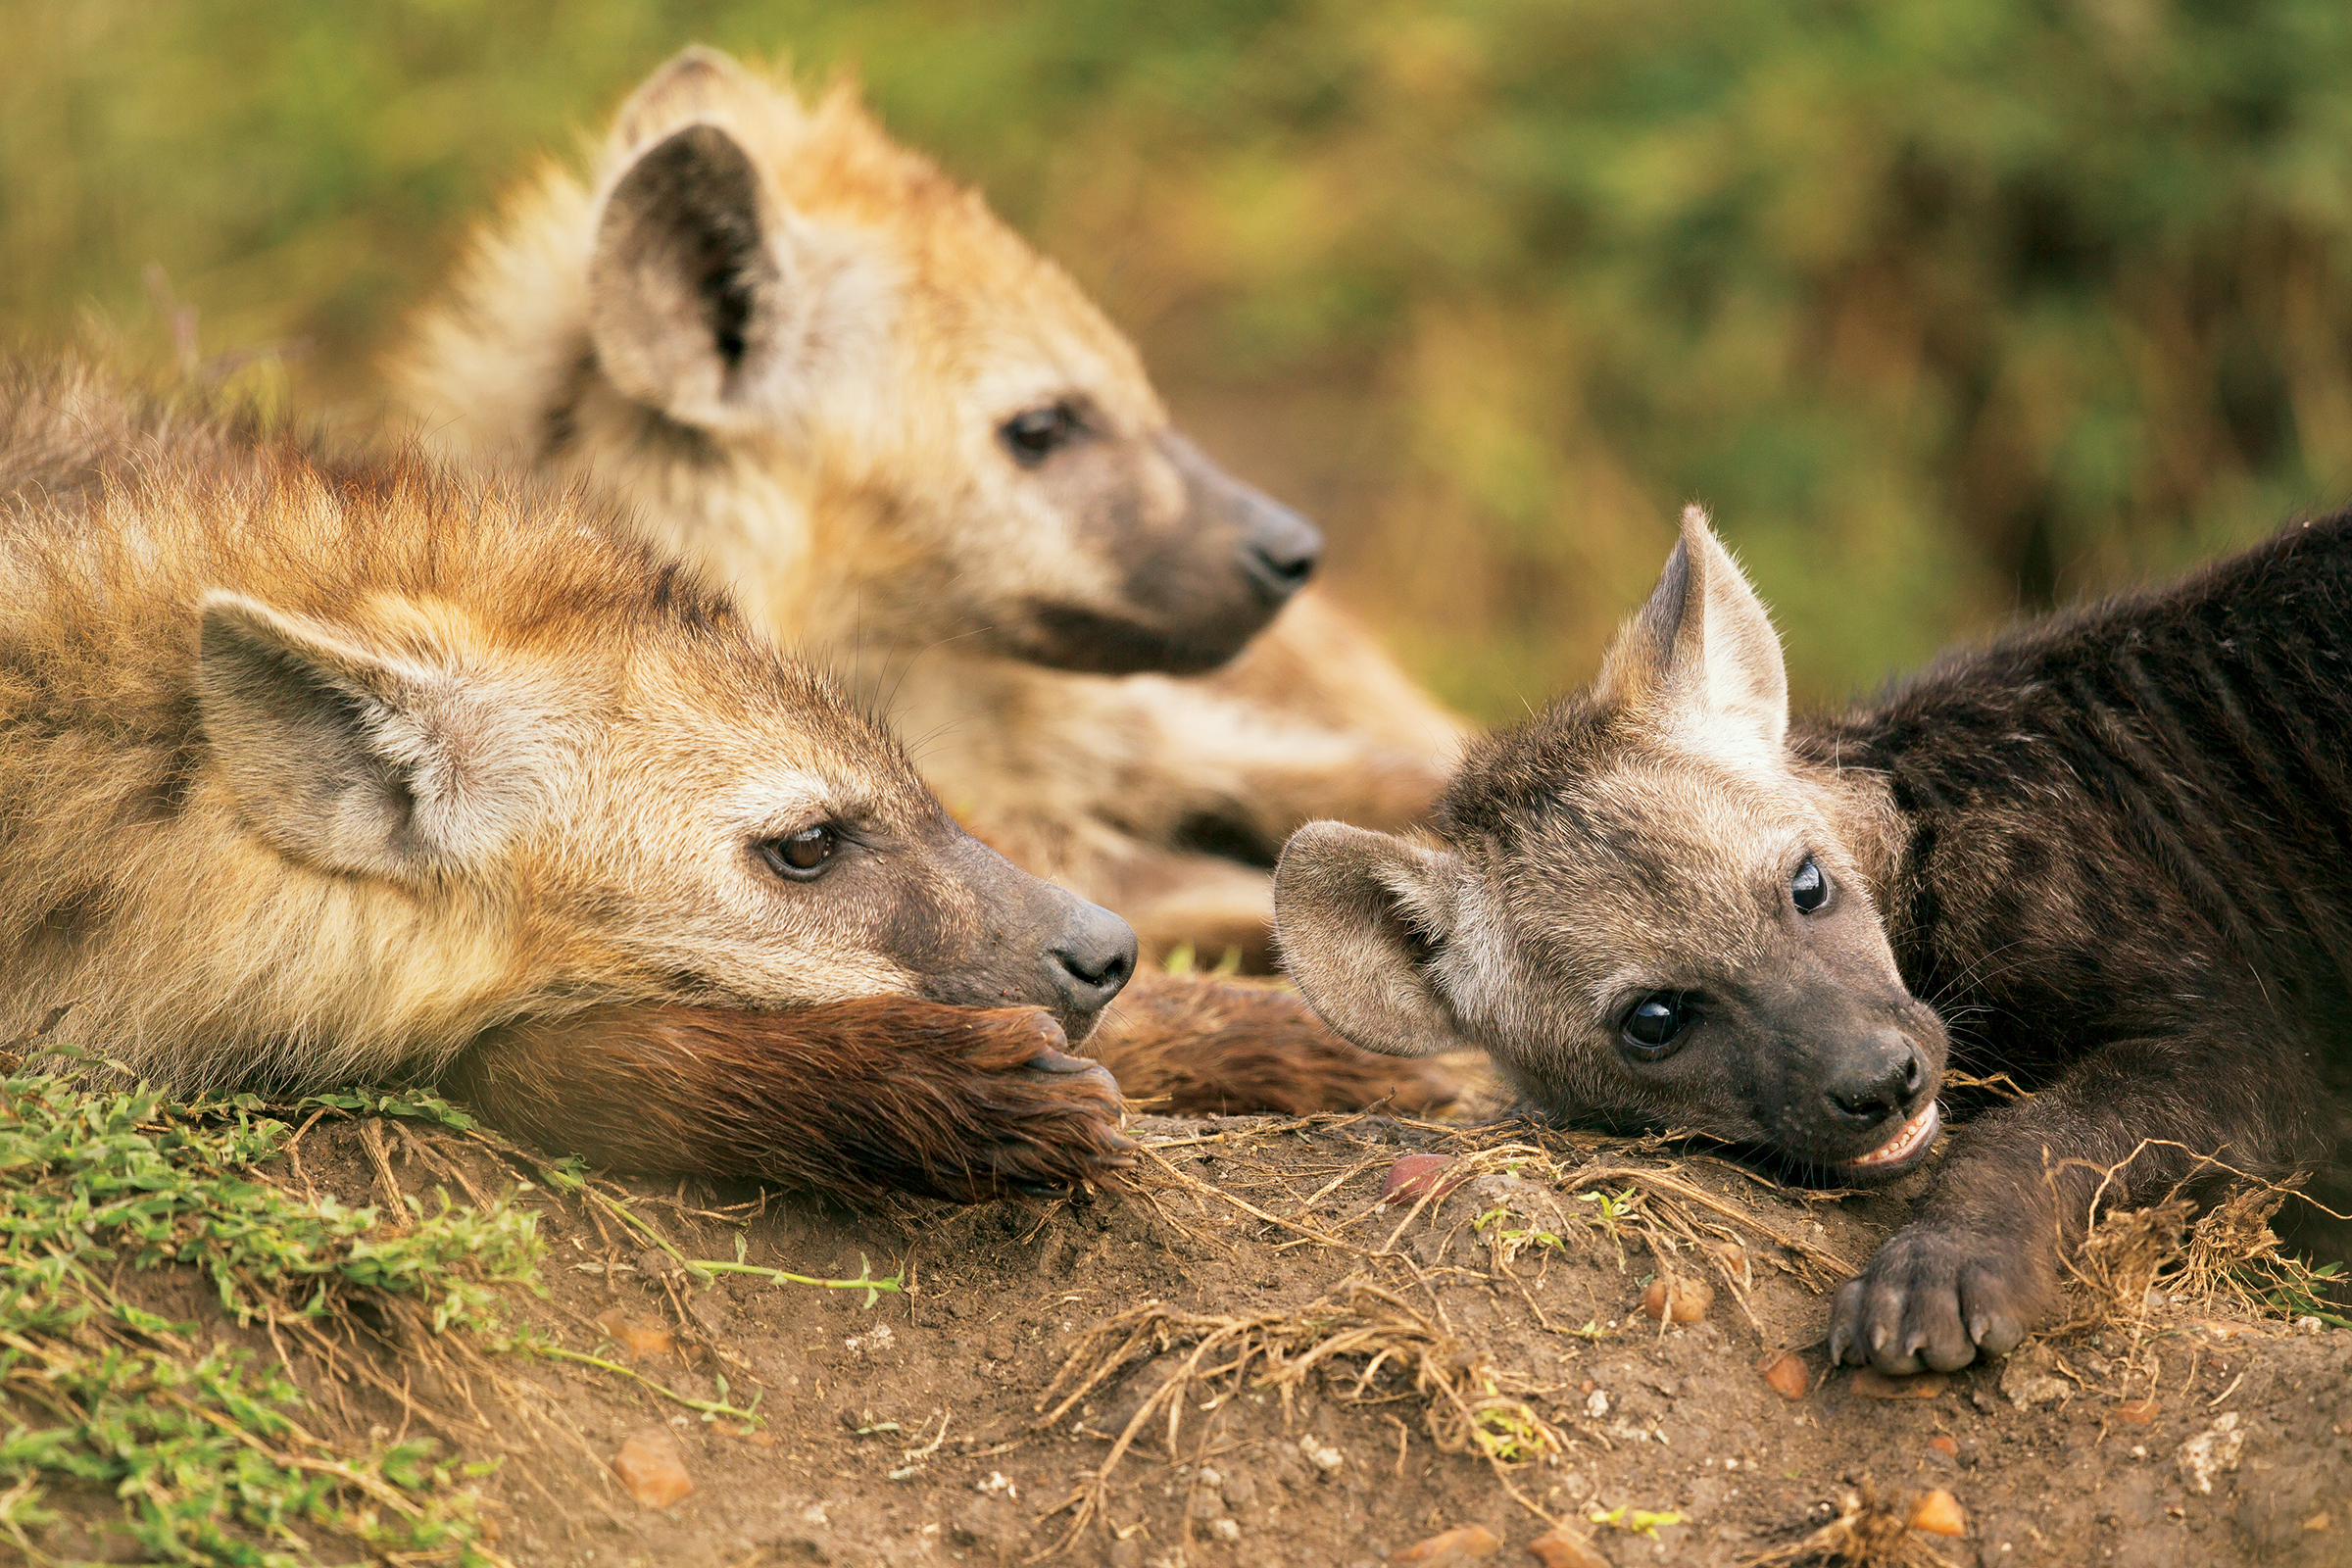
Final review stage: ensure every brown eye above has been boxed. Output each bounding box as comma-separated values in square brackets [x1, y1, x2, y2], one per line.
[760, 825, 838, 880]
[1000, 402, 1081, 466]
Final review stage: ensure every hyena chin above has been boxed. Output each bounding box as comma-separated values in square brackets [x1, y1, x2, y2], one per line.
[0, 357, 1137, 1203]
[1277, 506, 2350, 1376]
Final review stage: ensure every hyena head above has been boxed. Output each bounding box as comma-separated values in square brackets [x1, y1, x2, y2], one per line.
[186, 524, 1137, 1057]
[396, 47, 1320, 674]
[1274, 509, 1947, 1180]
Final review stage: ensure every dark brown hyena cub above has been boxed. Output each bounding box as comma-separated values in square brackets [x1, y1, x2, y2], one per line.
[1276, 507, 2350, 1374]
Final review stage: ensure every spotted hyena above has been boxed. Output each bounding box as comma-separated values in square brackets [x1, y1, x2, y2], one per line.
[393, 47, 1467, 970]
[1277, 507, 2351, 1370]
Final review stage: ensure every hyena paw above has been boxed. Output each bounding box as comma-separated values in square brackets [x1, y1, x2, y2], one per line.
[949, 1012, 1134, 1201]
[1828, 1221, 2056, 1375]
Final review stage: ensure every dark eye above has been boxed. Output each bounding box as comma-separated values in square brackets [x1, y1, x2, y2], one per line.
[760, 825, 838, 881]
[1790, 856, 1829, 914]
[1621, 992, 1693, 1059]
[1000, 402, 1081, 466]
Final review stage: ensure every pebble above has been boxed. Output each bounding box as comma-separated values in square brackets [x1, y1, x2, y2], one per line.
[593, 1309, 674, 1360]
[2115, 1398, 2158, 1424]
[1208, 1518, 1243, 1544]
[1909, 1489, 1966, 1537]
[1761, 1351, 1809, 1401]
[612, 1427, 693, 1509]
[1928, 1435, 1959, 1458]
[1640, 1273, 1712, 1324]
[1382, 1153, 1466, 1205]
[1848, 1367, 1947, 1399]
[1525, 1526, 1613, 1568]
[1298, 1435, 1346, 1474]
[2178, 1410, 2245, 1494]
[1392, 1523, 1500, 1564]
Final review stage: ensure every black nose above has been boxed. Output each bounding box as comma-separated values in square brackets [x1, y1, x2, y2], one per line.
[1047, 901, 1138, 1017]
[1239, 499, 1323, 601]
[1824, 1034, 1925, 1124]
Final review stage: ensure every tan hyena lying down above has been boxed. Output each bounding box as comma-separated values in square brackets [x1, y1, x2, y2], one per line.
[0, 357, 1429, 1197]
[393, 47, 1468, 971]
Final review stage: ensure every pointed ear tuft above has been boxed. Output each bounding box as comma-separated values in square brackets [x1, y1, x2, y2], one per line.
[1594, 506, 1788, 752]
[1273, 822, 1466, 1058]
[608, 47, 753, 153]
[197, 593, 541, 879]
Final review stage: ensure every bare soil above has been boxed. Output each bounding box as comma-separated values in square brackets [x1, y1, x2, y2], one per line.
[19, 1107, 2351, 1568]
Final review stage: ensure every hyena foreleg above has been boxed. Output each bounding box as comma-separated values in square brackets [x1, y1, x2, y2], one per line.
[1086, 966, 1458, 1116]
[443, 1000, 1135, 1204]
[1831, 1019, 2333, 1374]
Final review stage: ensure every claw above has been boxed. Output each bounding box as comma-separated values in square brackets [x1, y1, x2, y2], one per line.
[1025, 1048, 1099, 1074]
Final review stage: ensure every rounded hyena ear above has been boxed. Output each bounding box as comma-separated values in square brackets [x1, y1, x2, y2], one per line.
[586, 96, 889, 433]
[1597, 506, 1788, 754]
[1272, 822, 1467, 1058]
[196, 593, 549, 880]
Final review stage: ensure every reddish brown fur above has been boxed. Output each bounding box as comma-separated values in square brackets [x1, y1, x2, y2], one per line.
[446, 1000, 1133, 1204]
[1088, 969, 1457, 1117]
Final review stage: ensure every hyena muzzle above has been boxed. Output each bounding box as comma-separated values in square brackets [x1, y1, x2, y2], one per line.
[0, 356, 1146, 1202]
[1276, 507, 2350, 1373]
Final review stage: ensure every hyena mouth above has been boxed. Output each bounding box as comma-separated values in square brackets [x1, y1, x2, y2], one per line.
[1839, 1100, 1942, 1175]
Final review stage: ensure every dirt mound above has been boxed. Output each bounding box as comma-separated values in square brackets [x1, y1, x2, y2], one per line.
[10, 1105, 2348, 1568]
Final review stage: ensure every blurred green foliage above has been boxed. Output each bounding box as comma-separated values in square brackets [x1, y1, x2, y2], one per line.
[9, 0, 2352, 716]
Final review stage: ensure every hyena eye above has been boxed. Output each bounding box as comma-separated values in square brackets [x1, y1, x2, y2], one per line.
[1621, 992, 1694, 1060]
[759, 825, 839, 881]
[1001, 402, 1082, 466]
[1790, 857, 1829, 914]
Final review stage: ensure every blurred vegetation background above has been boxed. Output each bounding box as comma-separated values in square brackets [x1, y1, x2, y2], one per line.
[8, 0, 2352, 717]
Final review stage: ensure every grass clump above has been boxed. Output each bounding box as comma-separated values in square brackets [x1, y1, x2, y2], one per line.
[0, 1063, 535, 1565]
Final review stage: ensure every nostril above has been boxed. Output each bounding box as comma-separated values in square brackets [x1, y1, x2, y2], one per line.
[1250, 538, 1317, 584]
[1056, 943, 1131, 992]
[1900, 1051, 1923, 1095]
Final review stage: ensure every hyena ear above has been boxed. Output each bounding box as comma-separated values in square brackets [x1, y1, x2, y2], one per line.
[1598, 506, 1788, 752]
[588, 91, 885, 432]
[196, 593, 543, 880]
[1272, 822, 1467, 1058]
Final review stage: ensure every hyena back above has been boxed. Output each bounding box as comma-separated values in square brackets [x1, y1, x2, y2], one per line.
[0, 357, 1137, 1201]
[392, 47, 1467, 965]
[1278, 507, 2350, 1373]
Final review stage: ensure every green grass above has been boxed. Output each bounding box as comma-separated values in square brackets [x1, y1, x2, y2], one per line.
[0, 1065, 533, 1566]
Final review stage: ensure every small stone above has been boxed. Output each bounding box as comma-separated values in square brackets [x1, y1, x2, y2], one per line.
[1640, 1273, 1713, 1324]
[594, 1309, 674, 1360]
[1928, 1435, 1959, 1458]
[2178, 1410, 2245, 1495]
[1526, 1526, 1613, 1568]
[1208, 1518, 1243, 1544]
[1382, 1153, 1465, 1205]
[2305, 1511, 2331, 1533]
[1761, 1352, 1810, 1401]
[1392, 1523, 1501, 1564]
[2115, 1398, 2158, 1424]
[1221, 1470, 1257, 1509]
[1849, 1368, 1948, 1399]
[612, 1427, 693, 1509]
[1909, 1489, 1966, 1537]
[1584, 1389, 1610, 1419]
[1298, 1435, 1346, 1474]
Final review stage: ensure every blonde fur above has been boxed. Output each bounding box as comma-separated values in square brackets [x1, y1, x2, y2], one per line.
[0, 357, 1031, 1089]
[392, 48, 1467, 961]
